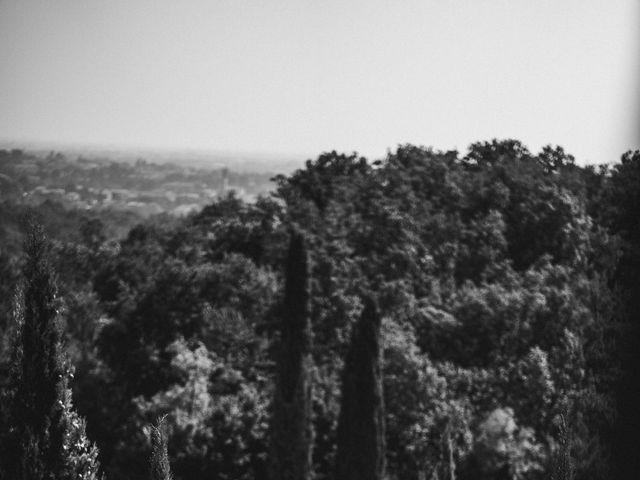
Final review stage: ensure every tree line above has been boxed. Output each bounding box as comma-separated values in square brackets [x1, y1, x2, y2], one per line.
[0, 139, 639, 479]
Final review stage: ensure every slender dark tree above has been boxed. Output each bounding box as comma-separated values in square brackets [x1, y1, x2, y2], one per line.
[0, 222, 101, 480]
[550, 414, 574, 480]
[149, 417, 173, 480]
[334, 295, 386, 480]
[268, 229, 314, 480]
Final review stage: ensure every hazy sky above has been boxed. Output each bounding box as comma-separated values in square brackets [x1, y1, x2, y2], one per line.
[0, 0, 638, 163]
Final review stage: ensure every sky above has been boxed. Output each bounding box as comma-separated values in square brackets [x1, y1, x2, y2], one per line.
[0, 0, 638, 164]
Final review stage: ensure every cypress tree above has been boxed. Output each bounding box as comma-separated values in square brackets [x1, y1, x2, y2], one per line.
[334, 295, 386, 480]
[268, 229, 314, 480]
[551, 414, 574, 480]
[0, 223, 101, 480]
[149, 417, 173, 480]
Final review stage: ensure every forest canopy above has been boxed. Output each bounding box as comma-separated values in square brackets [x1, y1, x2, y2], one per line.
[1, 139, 639, 480]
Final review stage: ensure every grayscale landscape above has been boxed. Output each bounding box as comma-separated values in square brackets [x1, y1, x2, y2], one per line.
[0, 2, 638, 480]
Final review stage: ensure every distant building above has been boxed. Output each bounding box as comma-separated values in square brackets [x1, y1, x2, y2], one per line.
[221, 167, 229, 194]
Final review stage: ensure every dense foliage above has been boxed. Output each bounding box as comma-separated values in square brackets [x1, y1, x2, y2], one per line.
[1, 140, 638, 480]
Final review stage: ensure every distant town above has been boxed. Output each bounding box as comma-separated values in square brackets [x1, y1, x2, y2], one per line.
[0, 148, 285, 217]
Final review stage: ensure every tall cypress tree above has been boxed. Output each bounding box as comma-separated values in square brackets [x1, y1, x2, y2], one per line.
[268, 229, 313, 480]
[0, 223, 101, 480]
[334, 295, 386, 480]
